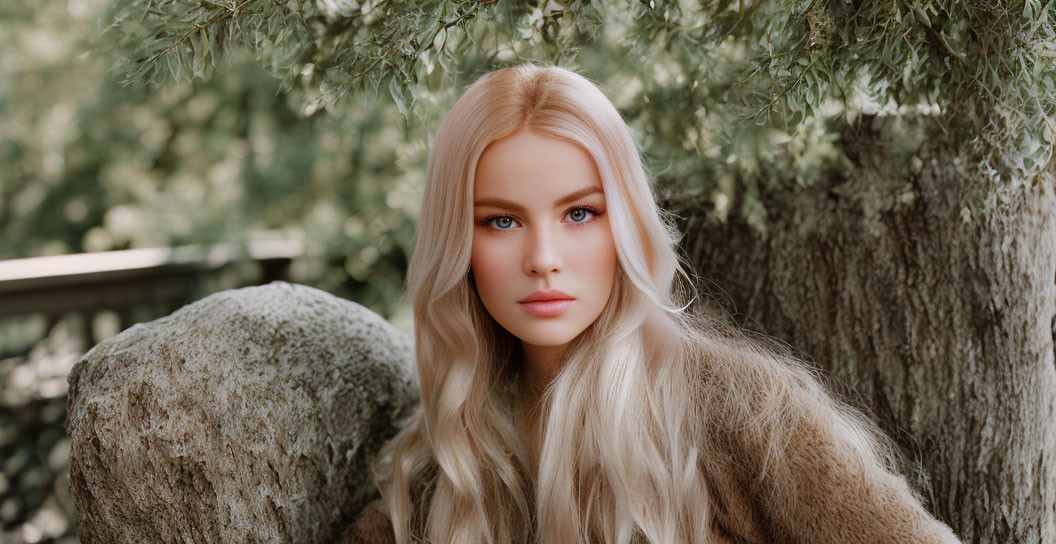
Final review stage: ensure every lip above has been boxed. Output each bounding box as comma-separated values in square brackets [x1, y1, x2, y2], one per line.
[520, 299, 574, 317]
[519, 289, 574, 317]
[519, 289, 573, 303]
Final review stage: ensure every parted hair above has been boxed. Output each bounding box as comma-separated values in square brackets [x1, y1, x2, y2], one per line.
[371, 62, 910, 544]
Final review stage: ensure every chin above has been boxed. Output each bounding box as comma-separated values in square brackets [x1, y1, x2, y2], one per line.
[515, 327, 582, 348]
[522, 336, 576, 348]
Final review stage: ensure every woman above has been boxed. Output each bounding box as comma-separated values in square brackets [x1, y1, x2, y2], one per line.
[346, 63, 961, 543]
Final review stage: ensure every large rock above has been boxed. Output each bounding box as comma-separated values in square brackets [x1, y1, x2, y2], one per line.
[65, 282, 418, 543]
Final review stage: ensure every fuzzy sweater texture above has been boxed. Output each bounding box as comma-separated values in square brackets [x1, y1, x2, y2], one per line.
[340, 367, 963, 544]
[340, 458, 960, 543]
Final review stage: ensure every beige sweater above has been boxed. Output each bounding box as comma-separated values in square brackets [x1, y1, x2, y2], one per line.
[340, 439, 960, 543]
[339, 360, 962, 543]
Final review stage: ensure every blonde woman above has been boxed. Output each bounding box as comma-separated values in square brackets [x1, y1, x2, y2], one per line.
[344, 63, 961, 543]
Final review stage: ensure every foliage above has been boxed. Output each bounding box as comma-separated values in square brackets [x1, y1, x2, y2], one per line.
[108, 0, 603, 124]
[1, 0, 418, 320]
[106, 0, 1056, 191]
[701, 0, 1056, 188]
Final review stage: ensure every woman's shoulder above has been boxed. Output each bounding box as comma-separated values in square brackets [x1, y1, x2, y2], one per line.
[685, 323, 799, 411]
[686, 322, 962, 542]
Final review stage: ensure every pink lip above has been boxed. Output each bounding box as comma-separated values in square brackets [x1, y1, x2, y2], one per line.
[520, 299, 574, 317]
[519, 289, 573, 303]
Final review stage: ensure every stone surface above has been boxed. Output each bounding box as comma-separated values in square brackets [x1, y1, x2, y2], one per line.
[65, 281, 418, 544]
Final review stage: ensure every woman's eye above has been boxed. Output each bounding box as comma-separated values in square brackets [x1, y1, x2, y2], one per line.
[487, 216, 519, 229]
[566, 207, 597, 223]
[482, 207, 598, 230]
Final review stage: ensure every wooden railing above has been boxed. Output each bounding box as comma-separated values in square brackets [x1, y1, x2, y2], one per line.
[0, 240, 303, 348]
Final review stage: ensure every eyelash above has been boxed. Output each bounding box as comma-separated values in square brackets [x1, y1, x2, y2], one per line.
[479, 206, 602, 231]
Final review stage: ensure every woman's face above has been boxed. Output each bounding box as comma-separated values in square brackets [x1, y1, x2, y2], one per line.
[471, 129, 618, 354]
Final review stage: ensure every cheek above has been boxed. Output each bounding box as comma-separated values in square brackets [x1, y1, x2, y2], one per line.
[470, 238, 507, 298]
[582, 226, 617, 287]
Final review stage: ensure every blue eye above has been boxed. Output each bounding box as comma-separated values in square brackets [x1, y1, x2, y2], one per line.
[486, 216, 519, 230]
[479, 206, 601, 231]
[566, 207, 597, 223]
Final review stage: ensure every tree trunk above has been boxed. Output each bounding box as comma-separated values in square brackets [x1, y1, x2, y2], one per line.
[672, 116, 1056, 543]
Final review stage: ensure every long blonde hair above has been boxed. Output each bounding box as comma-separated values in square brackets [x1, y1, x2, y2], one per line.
[372, 63, 908, 543]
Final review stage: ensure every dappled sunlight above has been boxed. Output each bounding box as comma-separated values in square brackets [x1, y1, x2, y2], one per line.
[0, 316, 79, 542]
[1, 321, 82, 405]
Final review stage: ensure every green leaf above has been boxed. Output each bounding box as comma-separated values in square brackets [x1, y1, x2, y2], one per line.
[166, 51, 182, 82]
[914, 5, 931, 28]
[389, 76, 408, 116]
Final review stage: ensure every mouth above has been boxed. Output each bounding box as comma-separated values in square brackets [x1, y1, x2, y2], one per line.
[520, 299, 574, 317]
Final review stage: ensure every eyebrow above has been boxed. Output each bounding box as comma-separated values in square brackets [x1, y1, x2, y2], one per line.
[473, 186, 603, 212]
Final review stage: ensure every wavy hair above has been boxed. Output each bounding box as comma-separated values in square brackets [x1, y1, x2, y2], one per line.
[372, 63, 909, 543]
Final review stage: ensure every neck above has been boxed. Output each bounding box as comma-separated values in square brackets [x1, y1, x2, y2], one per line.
[519, 342, 564, 399]
[516, 342, 565, 476]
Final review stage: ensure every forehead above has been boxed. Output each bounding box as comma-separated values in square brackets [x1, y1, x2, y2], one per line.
[473, 129, 603, 200]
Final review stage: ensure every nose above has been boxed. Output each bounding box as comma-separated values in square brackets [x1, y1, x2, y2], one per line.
[524, 223, 563, 277]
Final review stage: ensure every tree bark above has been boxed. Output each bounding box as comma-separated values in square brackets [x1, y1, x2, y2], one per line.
[673, 116, 1056, 543]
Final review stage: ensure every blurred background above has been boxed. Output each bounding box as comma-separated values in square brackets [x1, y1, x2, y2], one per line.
[2, 1, 427, 541]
